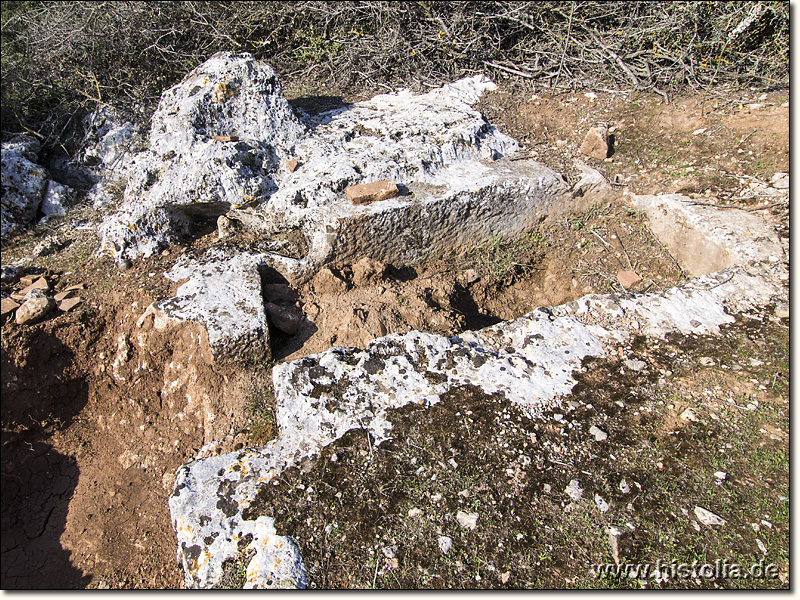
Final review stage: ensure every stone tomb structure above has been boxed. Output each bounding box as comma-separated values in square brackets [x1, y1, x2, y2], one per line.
[41, 52, 783, 588]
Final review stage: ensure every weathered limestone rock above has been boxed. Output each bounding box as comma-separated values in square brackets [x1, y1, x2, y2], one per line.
[98, 53, 558, 282]
[15, 288, 55, 325]
[579, 126, 609, 160]
[99, 52, 306, 259]
[153, 250, 271, 361]
[81, 106, 142, 209]
[630, 193, 787, 277]
[82, 106, 139, 172]
[572, 161, 611, 197]
[40, 180, 72, 220]
[253, 74, 541, 282]
[1, 136, 47, 240]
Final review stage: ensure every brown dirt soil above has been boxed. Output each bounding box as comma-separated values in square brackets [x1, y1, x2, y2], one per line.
[0, 83, 788, 588]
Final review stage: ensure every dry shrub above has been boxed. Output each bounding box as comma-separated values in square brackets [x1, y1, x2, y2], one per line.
[1, 1, 788, 151]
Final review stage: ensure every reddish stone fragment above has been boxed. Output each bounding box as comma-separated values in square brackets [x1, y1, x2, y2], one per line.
[580, 126, 609, 160]
[56, 297, 83, 312]
[54, 290, 75, 302]
[346, 180, 400, 205]
[19, 276, 49, 296]
[1, 297, 20, 316]
[617, 270, 642, 288]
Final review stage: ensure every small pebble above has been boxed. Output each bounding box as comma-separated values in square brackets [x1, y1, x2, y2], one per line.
[438, 536, 453, 554]
[589, 425, 608, 441]
[456, 511, 479, 529]
[565, 479, 583, 502]
[694, 506, 726, 526]
[756, 539, 768, 555]
[624, 359, 647, 372]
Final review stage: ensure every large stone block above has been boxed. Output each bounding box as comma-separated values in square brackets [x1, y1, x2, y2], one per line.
[1, 136, 47, 240]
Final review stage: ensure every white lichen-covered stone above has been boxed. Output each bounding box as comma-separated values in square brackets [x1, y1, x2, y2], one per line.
[243, 517, 307, 589]
[97, 52, 565, 273]
[81, 106, 142, 209]
[99, 52, 306, 259]
[154, 250, 271, 360]
[82, 106, 139, 172]
[238, 73, 549, 281]
[1, 136, 47, 240]
[39, 180, 73, 219]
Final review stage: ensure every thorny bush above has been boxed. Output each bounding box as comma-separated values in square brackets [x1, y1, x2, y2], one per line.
[0, 1, 788, 152]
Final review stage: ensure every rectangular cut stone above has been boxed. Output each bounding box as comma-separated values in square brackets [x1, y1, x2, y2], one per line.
[346, 180, 399, 205]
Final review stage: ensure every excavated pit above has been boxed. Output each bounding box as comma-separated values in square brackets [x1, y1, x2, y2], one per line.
[265, 187, 686, 362]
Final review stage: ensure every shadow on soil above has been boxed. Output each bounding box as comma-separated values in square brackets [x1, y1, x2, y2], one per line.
[1, 333, 90, 589]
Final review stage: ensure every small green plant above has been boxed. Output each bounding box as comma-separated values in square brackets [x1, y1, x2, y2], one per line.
[244, 363, 278, 445]
[468, 231, 542, 282]
[294, 25, 342, 64]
